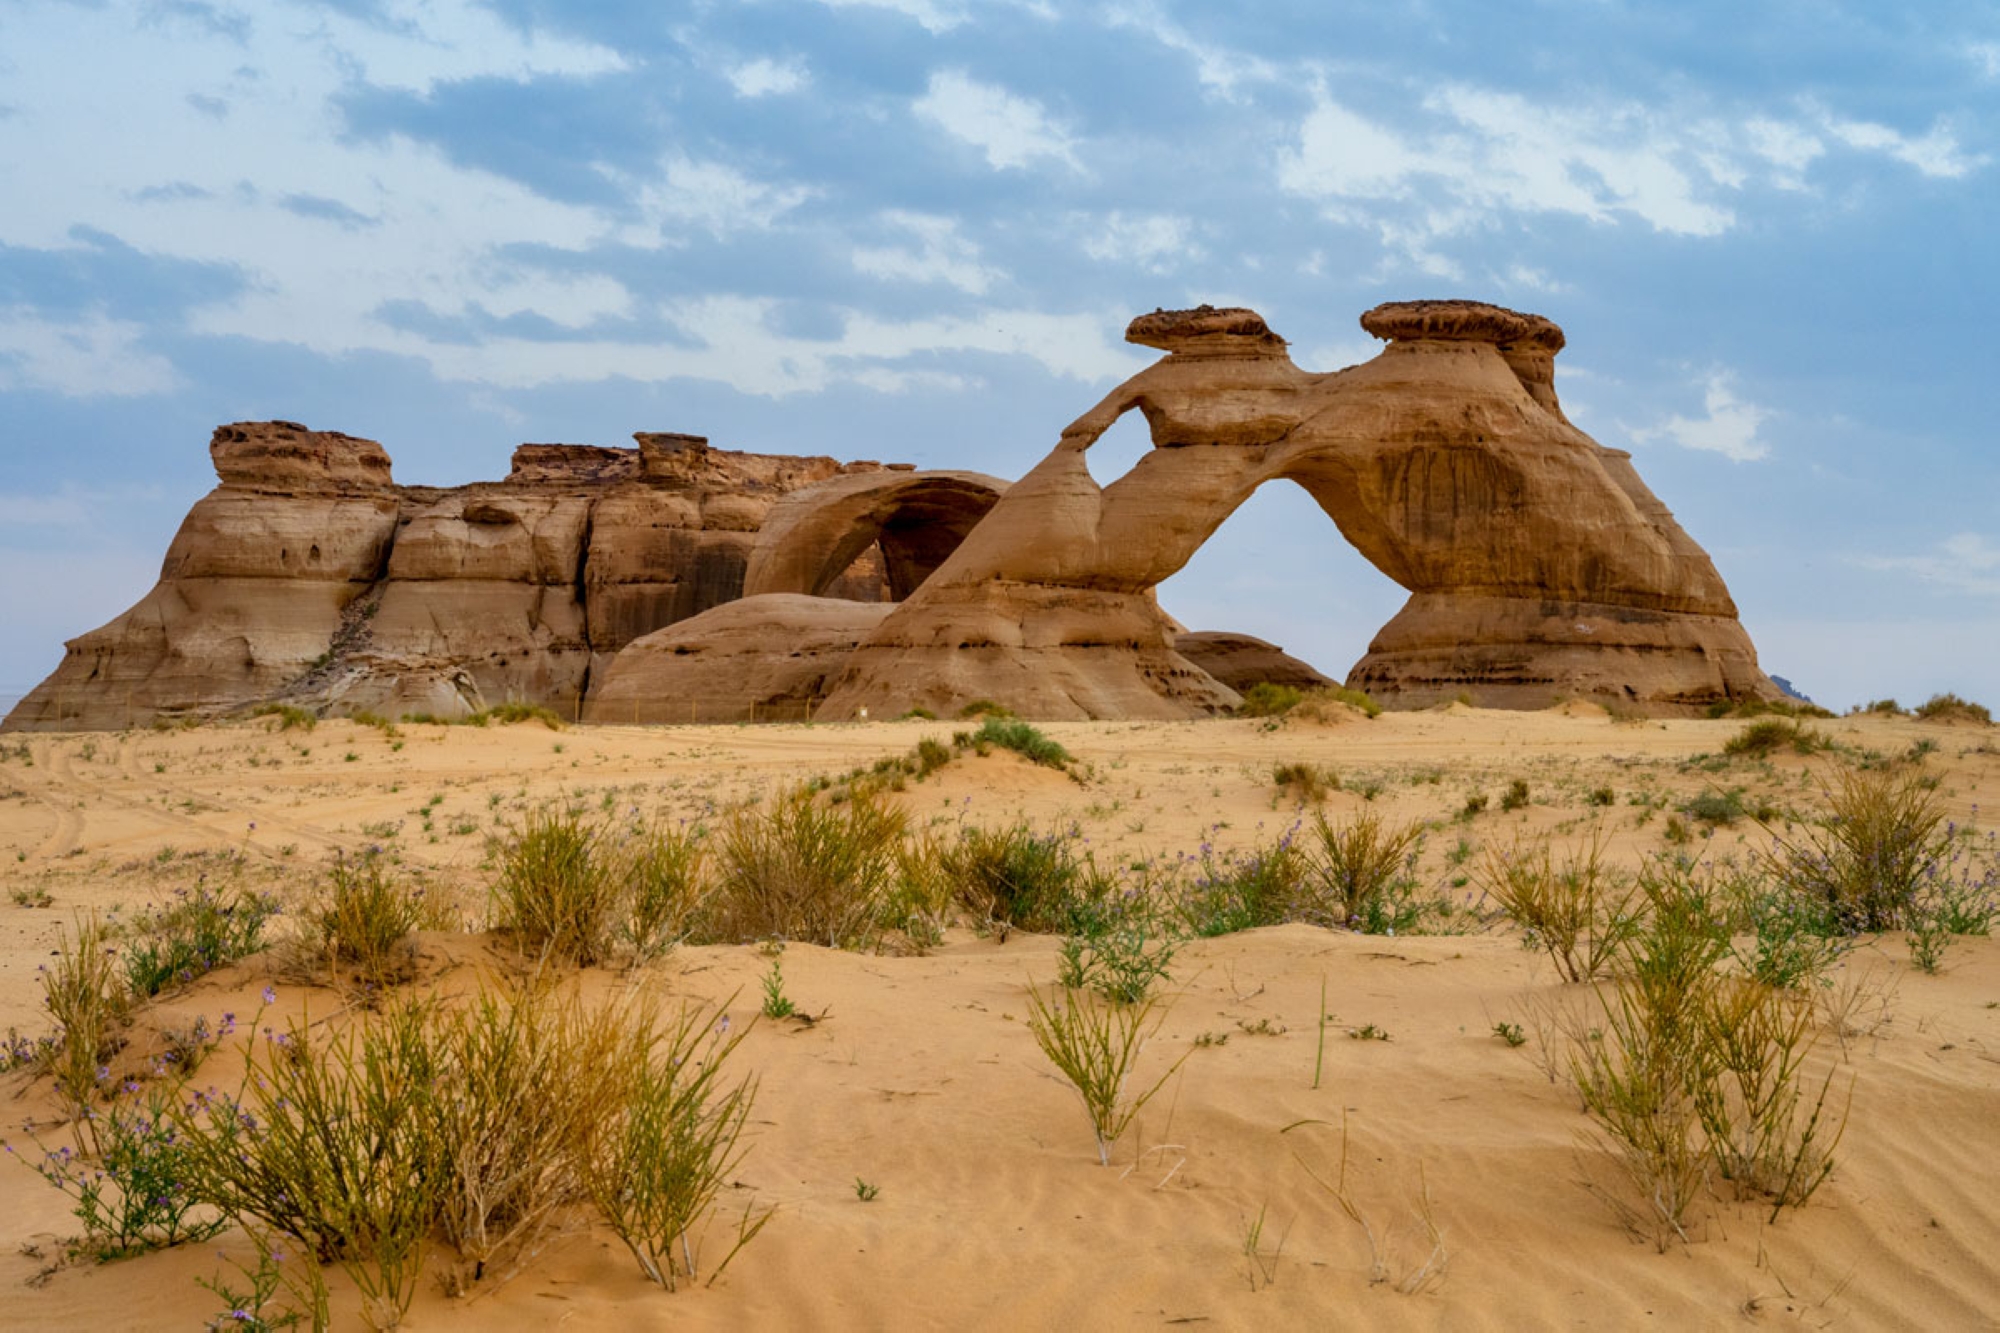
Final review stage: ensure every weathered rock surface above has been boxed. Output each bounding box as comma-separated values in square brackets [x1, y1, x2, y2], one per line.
[818, 301, 1778, 719]
[1173, 632, 1336, 693]
[4, 427, 935, 729]
[584, 595, 897, 725]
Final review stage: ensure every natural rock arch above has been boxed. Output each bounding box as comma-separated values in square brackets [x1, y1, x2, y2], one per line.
[817, 301, 1777, 719]
[743, 469, 1009, 602]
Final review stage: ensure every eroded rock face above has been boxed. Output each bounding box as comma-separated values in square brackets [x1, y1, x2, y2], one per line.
[3, 428, 914, 729]
[818, 302, 1778, 719]
[1173, 633, 1335, 694]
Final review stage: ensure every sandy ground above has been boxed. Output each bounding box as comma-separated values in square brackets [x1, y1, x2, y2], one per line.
[0, 707, 1995, 1329]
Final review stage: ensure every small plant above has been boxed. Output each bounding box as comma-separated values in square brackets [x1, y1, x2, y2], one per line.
[491, 806, 621, 964]
[306, 850, 425, 986]
[251, 703, 317, 732]
[939, 821, 1110, 936]
[623, 819, 710, 961]
[1478, 834, 1641, 983]
[1025, 985, 1188, 1166]
[1462, 791, 1489, 817]
[40, 913, 131, 1146]
[1350, 1023, 1391, 1042]
[1493, 1021, 1526, 1047]
[581, 1002, 770, 1291]
[712, 786, 906, 947]
[1176, 833, 1305, 937]
[1237, 683, 1302, 717]
[1500, 779, 1531, 812]
[1912, 692, 1992, 725]
[1724, 719, 1828, 757]
[1272, 760, 1338, 804]
[853, 1178, 879, 1202]
[760, 956, 797, 1019]
[1299, 808, 1425, 934]
[957, 698, 1014, 719]
[961, 716, 1072, 770]
[466, 702, 565, 730]
[199, 1245, 303, 1331]
[1587, 786, 1616, 807]
[1682, 789, 1747, 826]
[1760, 767, 1949, 932]
[123, 882, 278, 1000]
[1057, 909, 1180, 1004]
[1293, 686, 1383, 721]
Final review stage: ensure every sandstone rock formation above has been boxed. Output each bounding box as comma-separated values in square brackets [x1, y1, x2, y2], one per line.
[3, 424, 960, 729]
[1173, 633, 1336, 694]
[583, 595, 898, 725]
[817, 301, 1778, 719]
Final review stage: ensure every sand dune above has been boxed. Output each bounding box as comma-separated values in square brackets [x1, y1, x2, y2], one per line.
[0, 709, 1994, 1329]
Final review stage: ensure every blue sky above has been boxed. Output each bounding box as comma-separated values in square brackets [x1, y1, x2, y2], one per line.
[2, 0, 1996, 712]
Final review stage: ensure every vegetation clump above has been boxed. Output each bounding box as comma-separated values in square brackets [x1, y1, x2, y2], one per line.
[1913, 692, 1992, 725]
[1723, 719, 1828, 758]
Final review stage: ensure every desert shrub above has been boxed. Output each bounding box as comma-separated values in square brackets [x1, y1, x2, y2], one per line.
[1025, 985, 1187, 1166]
[1724, 719, 1828, 757]
[621, 820, 710, 961]
[14, 1084, 228, 1260]
[1682, 789, 1746, 826]
[710, 786, 906, 946]
[429, 980, 637, 1294]
[1587, 786, 1616, 807]
[883, 836, 955, 950]
[938, 821, 1110, 936]
[490, 806, 621, 965]
[1176, 833, 1307, 937]
[1462, 791, 1489, 817]
[1479, 835, 1641, 983]
[1733, 877, 1852, 991]
[897, 706, 938, 720]
[1854, 698, 1902, 716]
[1761, 767, 1948, 932]
[40, 914, 131, 1145]
[1500, 778, 1531, 812]
[1237, 683, 1302, 717]
[466, 702, 565, 730]
[1299, 808, 1425, 934]
[123, 883, 279, 1000]
[1913, 692, 1992, 725]
[1057, 901, 1181, 1004]
[960, 716, 1072, 769]
[251, 703, 317, 732]
[1271, 760, 1338, 803]
[913, 736, 953, 777]
[169, 1000, 445, 1328]
[304, 850, 427, 986]
[1293, 685, 1383, 721]
[957, 699, 1014, 719]
[580, 1001, 770, 1290]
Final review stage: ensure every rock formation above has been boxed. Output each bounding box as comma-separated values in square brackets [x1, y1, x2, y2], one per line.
[3, 424, 971, 729]
[5, 298, 1780, 730]
[815, 301, 1777, 719]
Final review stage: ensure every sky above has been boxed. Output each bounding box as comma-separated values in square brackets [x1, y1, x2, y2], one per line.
[1, 0, 1996, 713]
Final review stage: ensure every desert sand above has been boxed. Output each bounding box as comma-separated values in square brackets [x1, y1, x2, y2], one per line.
[0, 707, 1994, 1329]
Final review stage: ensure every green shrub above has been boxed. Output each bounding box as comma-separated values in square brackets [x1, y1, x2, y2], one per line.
[1500, 779, 1531, 812]
[1176, 834, 1306, 937]
[1300, 808, 1425, 934]
[1025, 986, 1187, 1166]
[123, 883, 278, 1000]
[938, 822, 1111, 936]
[307, 850, 427, 986]
[1913, 692, 1992, 725]
[1237, 683, 1302, 717]
[466, 702, 566, 730]
[710, 787, 906, 947]
[1479, 835, 1641, 983]
[957, 699, 1014, 719]
[1057, 904, 1181, 1004]
[580, 1001, 770, 1290]
[961, 716, 1072, 769]
[1295, 686, 1383, 721]
[1682, 789, 1747, 826]
[1854, 698, 1902, 716]
[622, 820, 710, 961]
[41, 914, 131, 1146]
[1724, 719, 1828, 757]
[1271, 760, 1338, 803]
[251, 703, 317, 731]
[491, 807, 622, 965]
[1762, 767, 1948, 932]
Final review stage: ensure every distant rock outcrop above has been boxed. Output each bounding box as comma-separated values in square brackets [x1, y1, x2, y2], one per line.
[816, 301, 1777, 719]
[3, 424, 961, 729]
[1173, 633, 1336, 694]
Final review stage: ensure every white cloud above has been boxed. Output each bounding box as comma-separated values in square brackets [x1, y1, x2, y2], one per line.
[1965, 41, 2000, 80]
[635, 154, 816, 240]
[728, 57, 808, 98]
[852, 212, 1000, 294]
[1103, 2, 1278, 100]
[1627, 371, 1771, 462]
[1853, 533, 2000, 596]
[1820, 114, 1984, 179]
[913, 69, 1080, 172]
[1079, 212, 1200, 273]
[814, 0, 966, 33]
[0, 308, 180, 397]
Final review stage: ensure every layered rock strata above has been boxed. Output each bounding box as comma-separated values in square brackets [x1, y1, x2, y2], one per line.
[817, 302, 1777, 718]
[4, 425, 933, 728]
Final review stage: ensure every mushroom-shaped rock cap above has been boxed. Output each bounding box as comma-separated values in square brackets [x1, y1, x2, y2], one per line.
[1361, 300, 1565, 352]
[1125, 305, 1288, 356]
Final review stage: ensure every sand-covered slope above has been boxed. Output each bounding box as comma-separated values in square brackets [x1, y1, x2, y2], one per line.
[0, 709, 1993, 1329]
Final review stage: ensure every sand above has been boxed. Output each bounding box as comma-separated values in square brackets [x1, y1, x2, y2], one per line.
[0, 708, 1994, 1329]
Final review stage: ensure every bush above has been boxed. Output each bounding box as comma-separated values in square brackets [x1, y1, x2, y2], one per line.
[251, 703, 317, 732]
[711, 787, 906, 946]
[466, 702, 566, 730]
[580, 1001, 770, 1290]
[1025, 985, 1186, 1166]
[1500, 778, 1531, 812]
[307, 850, 427, 986]
[40, 914, 131, 1146]
[1299, 808, 1425, 934]
[1913, 692, 1992, 725]
[1177, 833, 1306, 937]
[1237, 683, 1302, 718]
[491, 807, 621, 965]
[1295, 686, 1383, 721]
[1724, 719, 1828, 757]
[1682, 789, 1747, 826]
[961, 716, 1072, 769]
[124, 883, 278, 1000]
[957, 699, 1014, 719]
[1272, 760, 1338, 804]
[1762, 767, 1948, 932]
[622, 820, 710, 961]
[1479, 835, 1641, 983]
[1854, 698, 1902, 716]
[1057, 901, 1181, 1004]
[938, 822, 1110, 936]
